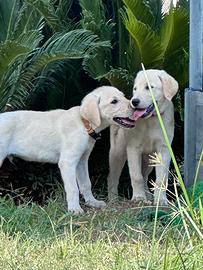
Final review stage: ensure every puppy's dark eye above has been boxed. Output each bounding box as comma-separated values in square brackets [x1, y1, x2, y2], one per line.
[133, 87, 137, 91]
[145, 85, 154, 90]
[111, 99, 118, 104]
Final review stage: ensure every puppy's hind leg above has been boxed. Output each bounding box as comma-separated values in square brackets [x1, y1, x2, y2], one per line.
[107, 126, 127, 201]
[142, 154, 153, 202]
[76, 149, 106, 209]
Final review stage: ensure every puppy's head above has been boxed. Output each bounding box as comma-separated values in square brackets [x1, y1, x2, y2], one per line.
[130, 69, 178, 120]
[80, 86, 136, 129]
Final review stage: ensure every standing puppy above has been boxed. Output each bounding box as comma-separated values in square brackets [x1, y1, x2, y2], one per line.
[0, 86, 136, 214]
[108, 70, 178, 205]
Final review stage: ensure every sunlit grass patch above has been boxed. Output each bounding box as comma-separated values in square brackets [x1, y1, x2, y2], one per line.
[0, 194, 203, 270]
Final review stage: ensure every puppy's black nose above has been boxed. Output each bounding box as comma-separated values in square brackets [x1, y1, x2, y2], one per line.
[131, 98, 140, 107]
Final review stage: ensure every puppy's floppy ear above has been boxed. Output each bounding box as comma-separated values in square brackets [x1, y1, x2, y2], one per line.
[159, 71, 179, 100]
[80, 94, 101, 127]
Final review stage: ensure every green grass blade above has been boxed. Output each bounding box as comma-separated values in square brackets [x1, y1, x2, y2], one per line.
[192, 149, 203, 202]
[199, 198, 203, 226]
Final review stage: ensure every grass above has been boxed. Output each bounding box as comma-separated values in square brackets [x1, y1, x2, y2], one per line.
[0, 192, 203, 270]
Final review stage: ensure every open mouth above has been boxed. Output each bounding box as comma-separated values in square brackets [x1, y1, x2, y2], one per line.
[133, 103, 155, 121]
[113, 117, 135, 128]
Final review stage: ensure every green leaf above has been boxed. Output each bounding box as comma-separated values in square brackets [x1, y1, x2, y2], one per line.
[80, 0, 114, 41]
[144, 0, 163, 31]
[122, 8, 163, 68]
[56, 0, 73, 30]
[4, 30, 110, 110]
[163, 48, 189, 88]
[42, 30, 110, 57]
[0, 0, 21, 41]
[82, 52, 111, 80]
[123, 0, 155, 28]
[0, 41, 30, 84]
[161, 8, 189, 58]
[106, 68, 134, 94]
[25, 0, 64, 32]
[13, 2, 44, 39]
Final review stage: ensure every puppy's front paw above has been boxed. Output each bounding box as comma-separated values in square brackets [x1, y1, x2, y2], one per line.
[131, 195, 151, 205]
[68, 206, 84, 215]
[86, 199, 106, 209]
[131, 193, 146, 202]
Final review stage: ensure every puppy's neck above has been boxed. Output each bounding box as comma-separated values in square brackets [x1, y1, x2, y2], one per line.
[157, 99, 172, 115]
[81, 117, 109, 141]
[94, 120, 109, 133]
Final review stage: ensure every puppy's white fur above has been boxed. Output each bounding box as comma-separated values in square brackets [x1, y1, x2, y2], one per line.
[107, 70, 178, 205]
[0, 86, 134, 214]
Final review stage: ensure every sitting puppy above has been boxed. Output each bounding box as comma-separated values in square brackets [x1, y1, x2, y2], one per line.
[107, 70, 178, 205]
[0, 86, 136, 214]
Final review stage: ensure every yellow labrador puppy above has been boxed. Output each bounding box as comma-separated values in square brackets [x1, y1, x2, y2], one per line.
[108, 70, 178, 205]
[0, 86, 136, 214]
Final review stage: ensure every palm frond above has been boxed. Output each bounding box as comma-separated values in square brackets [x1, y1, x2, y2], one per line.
[13, 2, 44, 39]
[145, 0, 163, 31]
[0, 41, 30, 85]
[16, 30, 44, 50]
[122, 7, 163, 68]
[2, 30, 110, 110]
[82, 53, 111, 80]
[42, 29, 110, 57]
[123, 0, 155, 29]
[0, 0, 21, 41]
[29, 60, 79, 110]
[80, 0, 114, 41]
[177, 0, 189, 10]
[163, 48, 189, 88]
[160, 7, 189, 56]
[21, 29, 110, 83]
[56, 0, 74, 30]
[25, 0, 65, 32]
[106, 68, 134, 94]
[79, 0, 114, 83]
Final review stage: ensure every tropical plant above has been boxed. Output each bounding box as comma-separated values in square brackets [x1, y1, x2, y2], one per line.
[80, 0, 189, 97]
[0, 0, 109, 111]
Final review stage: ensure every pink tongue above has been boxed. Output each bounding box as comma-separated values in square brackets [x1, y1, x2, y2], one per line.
[133, 109, 147, 121]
